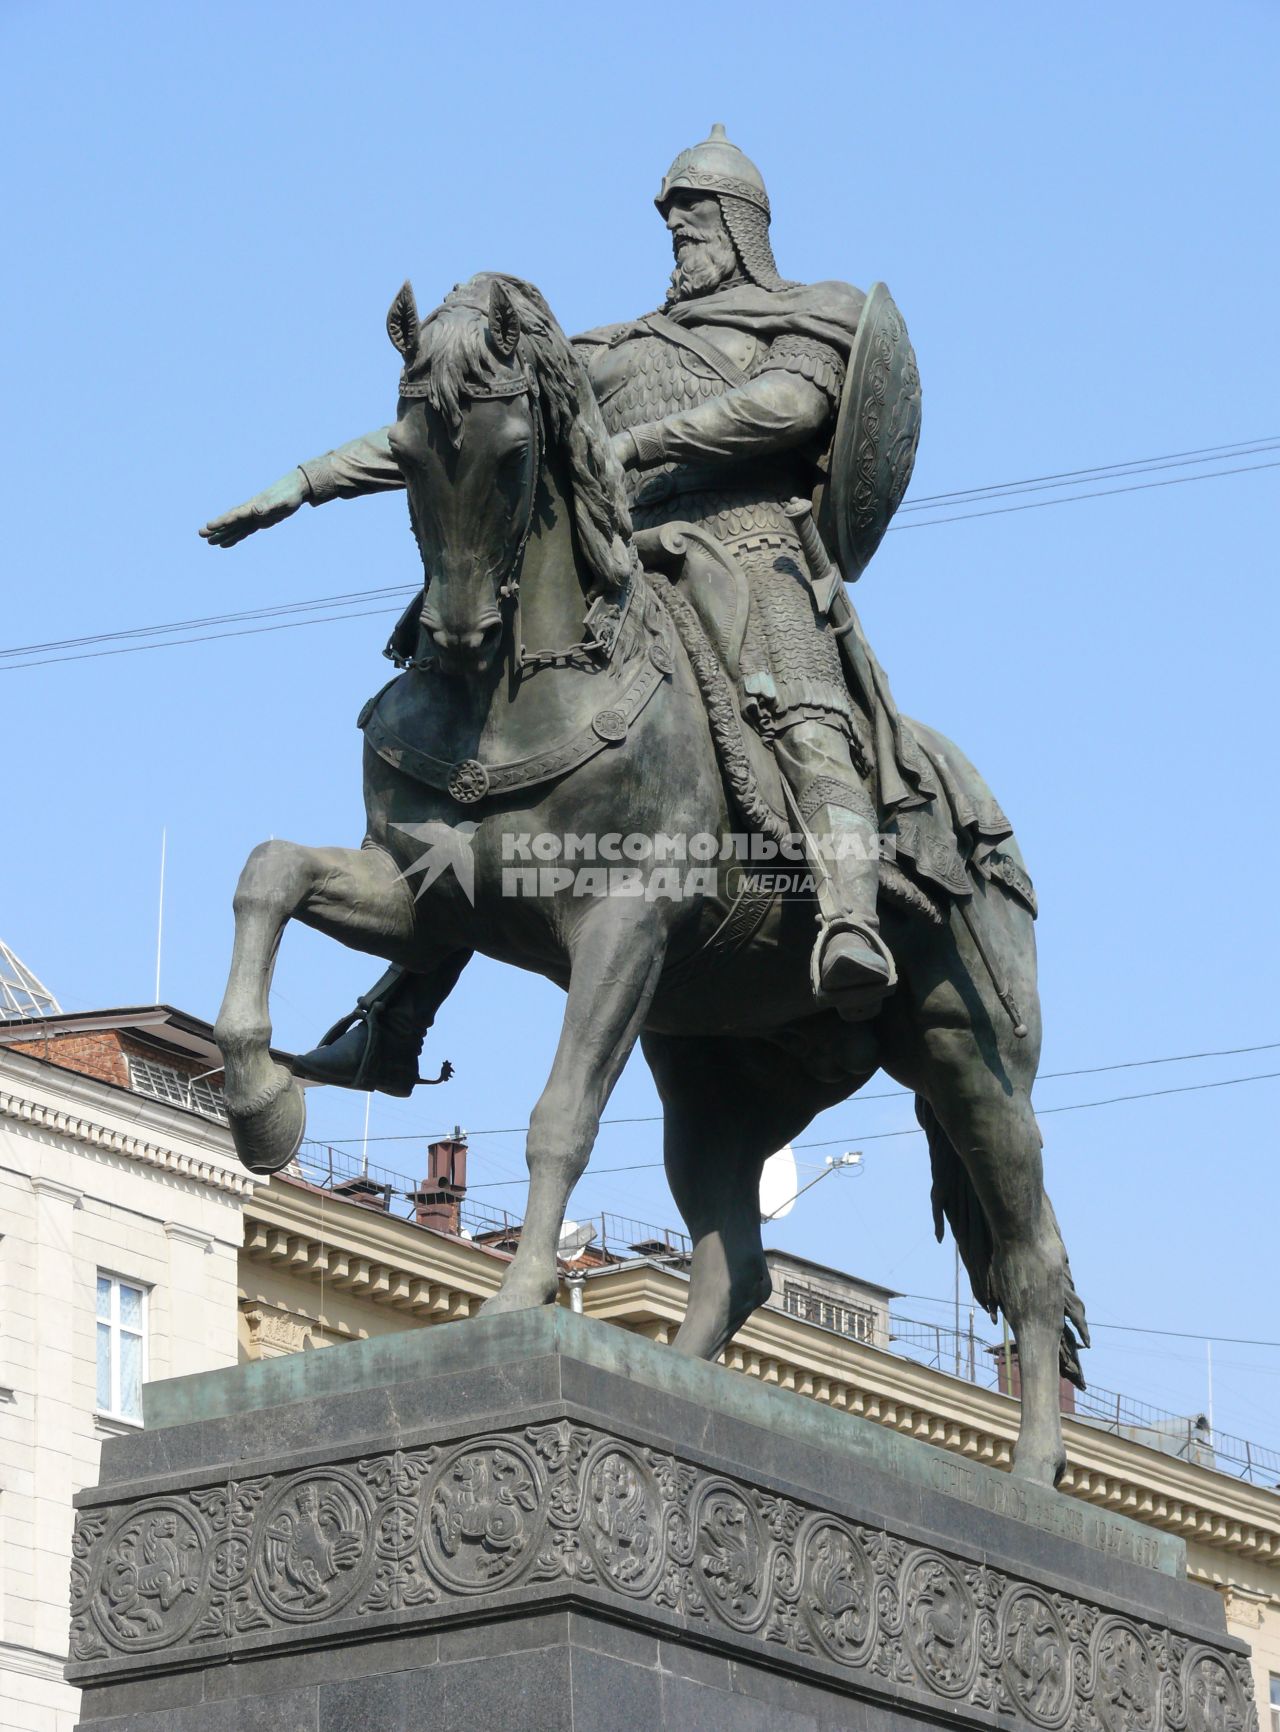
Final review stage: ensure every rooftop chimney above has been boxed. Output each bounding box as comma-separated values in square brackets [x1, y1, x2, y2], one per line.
[988, 1342, 1076, 1416]
[410, 1128, 468, 1236]
[332, 1176, 393, 1212]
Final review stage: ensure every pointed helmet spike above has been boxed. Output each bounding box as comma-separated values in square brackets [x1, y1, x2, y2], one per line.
[655, 123, 770, 217]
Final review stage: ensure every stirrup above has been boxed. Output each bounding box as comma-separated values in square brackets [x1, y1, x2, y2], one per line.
[291, 1001, 453, 1094]
[810, 917, 897, 1019]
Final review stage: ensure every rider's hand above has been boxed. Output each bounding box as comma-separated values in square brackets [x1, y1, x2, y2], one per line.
[610, 430, 639, 471]
[199, 470, 309, 548]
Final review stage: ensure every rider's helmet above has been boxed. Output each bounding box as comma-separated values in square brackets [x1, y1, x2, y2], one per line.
[655, 124, 793, 293]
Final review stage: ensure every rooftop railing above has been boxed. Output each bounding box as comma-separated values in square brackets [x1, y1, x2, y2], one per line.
[292, 1140, 1277, 1492]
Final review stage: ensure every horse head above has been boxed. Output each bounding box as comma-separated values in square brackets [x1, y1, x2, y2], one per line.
[386, 275, 539, 674]
[386, 273, 633, 677]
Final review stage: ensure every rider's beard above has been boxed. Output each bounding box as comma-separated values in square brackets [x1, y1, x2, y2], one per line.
[666, 228, 740, 305]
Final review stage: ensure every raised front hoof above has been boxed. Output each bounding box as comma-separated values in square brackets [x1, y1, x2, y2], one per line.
[227, 1066, 306, 1176]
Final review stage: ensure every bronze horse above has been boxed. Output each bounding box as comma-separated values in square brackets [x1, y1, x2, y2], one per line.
[214, 273, 1087, 1487]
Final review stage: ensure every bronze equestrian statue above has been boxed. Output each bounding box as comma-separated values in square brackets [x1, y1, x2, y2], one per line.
[202, 127, 1088, 1488]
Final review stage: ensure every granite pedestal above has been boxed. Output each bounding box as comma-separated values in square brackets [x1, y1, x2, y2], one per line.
[68, 1309, 1255, 1730]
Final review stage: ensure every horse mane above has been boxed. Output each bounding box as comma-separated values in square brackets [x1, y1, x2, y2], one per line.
[406, 273, 634, 592]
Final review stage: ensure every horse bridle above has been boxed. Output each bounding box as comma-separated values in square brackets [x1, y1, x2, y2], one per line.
[404, 355, 633, 678]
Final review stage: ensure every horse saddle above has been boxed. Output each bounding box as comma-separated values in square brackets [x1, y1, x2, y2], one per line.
[633, 522, 788, 828]
[632, 524, 1038, 929]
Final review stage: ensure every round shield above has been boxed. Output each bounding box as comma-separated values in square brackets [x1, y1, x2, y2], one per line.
[819, 282, 922, 582]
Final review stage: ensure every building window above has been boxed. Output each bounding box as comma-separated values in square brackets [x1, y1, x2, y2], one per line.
[96, 1274, 147, 1422]
[1270, 1673, 1280, 1732]
[782, 1282, 875, 1343]
[127, 1055, 228, 1124]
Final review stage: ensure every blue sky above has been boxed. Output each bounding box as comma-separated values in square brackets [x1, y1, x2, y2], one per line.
[2, 3, 1277, 1447]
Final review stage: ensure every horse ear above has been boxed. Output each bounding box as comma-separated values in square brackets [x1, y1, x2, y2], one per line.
[387, 280, 420, 360]
[488, 279, 521, 359]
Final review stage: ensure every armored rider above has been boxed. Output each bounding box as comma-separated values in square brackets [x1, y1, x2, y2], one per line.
[202, 126, 905, 1093]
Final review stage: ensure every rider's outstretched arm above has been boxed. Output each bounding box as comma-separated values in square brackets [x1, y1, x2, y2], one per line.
[200, 427, 404, 549]
[297, 427, 403, 503]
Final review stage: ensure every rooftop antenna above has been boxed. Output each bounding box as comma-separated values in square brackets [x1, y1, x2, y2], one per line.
[759, 1143, 798, 1222]
[0, 942, 62, 1022]
[154, 826, 167, 1004]
[557, 1220, 598, 1258]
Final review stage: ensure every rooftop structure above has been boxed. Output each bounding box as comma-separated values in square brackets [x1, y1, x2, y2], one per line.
[0, 939, 61, 1021]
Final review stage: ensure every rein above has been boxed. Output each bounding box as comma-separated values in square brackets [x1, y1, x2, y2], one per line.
[373, 352, 663, 809]
[403, 367, 634, 680]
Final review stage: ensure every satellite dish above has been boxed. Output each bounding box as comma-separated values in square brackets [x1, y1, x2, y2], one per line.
[759, 1144, 798, 1222]
[557, 1219, 598, 1257]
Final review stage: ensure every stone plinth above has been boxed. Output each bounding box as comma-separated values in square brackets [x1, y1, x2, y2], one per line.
[68, 1310, 1255, 1730]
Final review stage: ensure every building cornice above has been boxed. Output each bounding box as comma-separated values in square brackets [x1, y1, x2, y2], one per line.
[0, 1638, 69, 1682]
[239, 1181, 1280, 1579]
[0, 1055, 255, 1198]
[29, 1174, 85, 1207]
[242, 1180, 507, 1325]
[164, 1222, 215, 1250]
[585, 1263, 1280, 1573]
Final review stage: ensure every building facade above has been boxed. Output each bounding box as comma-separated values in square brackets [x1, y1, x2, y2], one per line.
[0, 1010, 252, 1732]
[251, 1144, 1280, 1725]
[0, 1005, 1277, 1726]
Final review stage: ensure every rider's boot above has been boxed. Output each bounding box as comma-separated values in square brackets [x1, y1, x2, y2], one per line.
[292, 965, 441, 1097]
[805, 803, 897, 1017]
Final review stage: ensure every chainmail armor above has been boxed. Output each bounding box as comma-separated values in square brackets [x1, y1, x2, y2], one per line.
[597, 331, 856, 735]
[720, 195, 796, 292]
[754, 333, 845, 405]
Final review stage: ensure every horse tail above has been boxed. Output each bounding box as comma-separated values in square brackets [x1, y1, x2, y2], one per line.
[915, 1094, 1089, 1391]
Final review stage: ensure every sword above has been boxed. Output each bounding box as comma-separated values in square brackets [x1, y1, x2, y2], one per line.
[784, 497, 843, 618]
[786, 501, 1027, 1039]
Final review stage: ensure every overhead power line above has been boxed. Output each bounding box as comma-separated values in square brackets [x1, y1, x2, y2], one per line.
[896, 434, 1280, 510]
[0, 583, 415, 659]
[458, 1066, 1280, 1189]
[892, 1295, 1280, 1352]
[0, 589, 415, 673]
[3, 435, 1277, 673]
[316, 1040, 1280, 1146]
[889, 455, 1280, 533]
[793, 1067, 1280, 1149]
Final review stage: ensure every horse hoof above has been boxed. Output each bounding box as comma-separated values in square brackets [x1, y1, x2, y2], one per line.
[227, 1065, 306, 1176]
[1010, 1446, 1066, 1491]
[479, 1281, 558, 1316]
